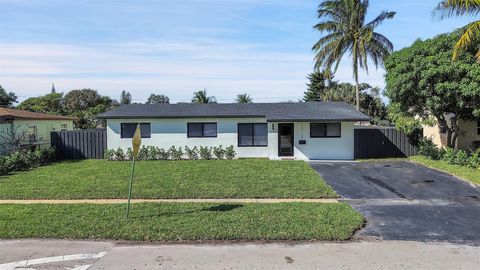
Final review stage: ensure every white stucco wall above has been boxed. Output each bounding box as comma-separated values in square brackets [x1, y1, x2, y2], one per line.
[106, 119, 355, 160]
[295, 122, 354, 160]
[107, 118, 270, 158]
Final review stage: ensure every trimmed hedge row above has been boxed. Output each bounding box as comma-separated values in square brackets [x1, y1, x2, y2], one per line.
[0, 147, 56, 176]
[104, 145, 236, 161]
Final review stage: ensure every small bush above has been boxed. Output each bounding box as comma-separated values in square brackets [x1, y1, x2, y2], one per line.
[466, 151, 479, 169]
[225, 145, 236, 160]
[418, 137, 441, 160]
[169, 146, 183, 160]
[212, 145, 225, 159]
[185, 146, 199, 160]
[105, 145, 237, 161]
[442, 148, 456, 164]
[0, 147, 56, 176]
[453, 150, 469, 166]
[199, 146, 213, 160]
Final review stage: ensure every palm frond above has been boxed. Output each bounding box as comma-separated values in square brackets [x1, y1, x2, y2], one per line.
[434, 0, 480, 18]
[366, 11, 396, 28]
[453, 20, 480, 59]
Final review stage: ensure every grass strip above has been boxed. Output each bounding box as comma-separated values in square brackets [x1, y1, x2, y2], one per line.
[0, 202, 363, 241]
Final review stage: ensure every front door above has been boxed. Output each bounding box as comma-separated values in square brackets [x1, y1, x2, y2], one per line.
[278, 123, 294, 156]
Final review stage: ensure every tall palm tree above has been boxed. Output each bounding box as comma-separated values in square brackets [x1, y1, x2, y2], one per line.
[235, 93, 252, 103]
[312, 0, 395, 110]
[191, 89, 216, 103]
[435, 0, 480, 61]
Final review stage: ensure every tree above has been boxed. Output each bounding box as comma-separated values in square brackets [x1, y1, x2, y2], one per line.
[303, 70, 332, 101]
[434, 0, 480, 61]
[51, 83, 56, 94]
[235, 93, 252, 103]
[146, 94, 170, 104]
[63, 89, 117, 129]
[312, 0, 395, 110]
[17, 93, 64, 115]
[191, 89, 216, 103]
[0, 85, 17, 108]
[120, 90, 132, 105]
[384, 32, 480, 148]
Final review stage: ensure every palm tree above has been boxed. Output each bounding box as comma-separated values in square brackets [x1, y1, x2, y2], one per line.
[435, 0, 480, 61]
[235, 93, 252, 103]
[191, 89, 216, 103]
[312, 0, 395, 110]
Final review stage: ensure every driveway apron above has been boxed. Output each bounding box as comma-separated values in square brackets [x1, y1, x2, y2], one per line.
[309, 161, 480, 246]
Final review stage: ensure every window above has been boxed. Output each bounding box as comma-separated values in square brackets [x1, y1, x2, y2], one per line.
[238, 123, 268, 147]
[310, 123, 341, 138]
[477, 120, 480, 135]
[27, 125, 37, 142]
[60, 123, 67, 131]
[121, 123, 151, 138]
[439, 122, 447, 134]
[187, 123, 217, 138]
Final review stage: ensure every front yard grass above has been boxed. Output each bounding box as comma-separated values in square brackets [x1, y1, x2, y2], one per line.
[0, 159, 337, 199]
[0, 202, 363, 241]
[409, 156, 480, 186]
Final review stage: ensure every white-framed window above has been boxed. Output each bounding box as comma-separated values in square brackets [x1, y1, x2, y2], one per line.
[310, 123, 341, 138]
[60, 123, 67, 131]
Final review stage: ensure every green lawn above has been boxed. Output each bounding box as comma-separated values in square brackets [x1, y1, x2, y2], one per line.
[0, 159, 337, 199]
[0, 202, 363, 241]
[409, 156, 480, 186]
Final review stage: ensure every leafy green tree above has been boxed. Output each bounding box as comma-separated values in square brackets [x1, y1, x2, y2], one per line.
[434, 0, 480, 61]
[235, 94, 252, 103]
[120, 90, 132, 105]
[17, 93, 64, 115]
[192, 89, 216, 103]
[146, 94, 170, 104]
[303, 70, 332, 101]
[63, 89, 117, 129]
[0, 85, 17, 108]
[384, 32, 480, 148]
[312, 0, 395, 110]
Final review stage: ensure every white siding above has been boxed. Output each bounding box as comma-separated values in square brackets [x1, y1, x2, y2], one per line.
[106, 118, 355, 160]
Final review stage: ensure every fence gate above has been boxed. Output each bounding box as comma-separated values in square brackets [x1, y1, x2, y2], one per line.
[354, 127, 419, 159]
[51, 129, 107, 160]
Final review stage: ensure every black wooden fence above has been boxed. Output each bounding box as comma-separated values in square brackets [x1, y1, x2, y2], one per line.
[354, 127, 420, 159]
[51, 129, 107, 160]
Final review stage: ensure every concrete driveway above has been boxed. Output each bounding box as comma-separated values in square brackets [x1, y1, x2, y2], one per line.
[309, 161, 480, 246]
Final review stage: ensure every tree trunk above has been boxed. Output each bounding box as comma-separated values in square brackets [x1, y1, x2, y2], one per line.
[354, 66, 360, 111]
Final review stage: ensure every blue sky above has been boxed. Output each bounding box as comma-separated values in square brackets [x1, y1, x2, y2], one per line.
[0, 0, 475, 103]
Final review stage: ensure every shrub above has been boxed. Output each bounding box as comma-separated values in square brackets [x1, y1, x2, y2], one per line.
[453, 150, 469, 166]
[169, 146, 183, 160]
[442, 148, 456, 164]
[466, 151, 479, 169]
[199, 146, 213, 160]
[184, 146, 199, 160]
[212, 145, 225, 159]
[0, 147, 56, 176]
[126, 148, 133, 160]
[225, 145, 236, 160]
[418, 137, 441, 160]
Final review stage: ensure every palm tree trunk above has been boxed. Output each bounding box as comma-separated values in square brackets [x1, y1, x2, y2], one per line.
[354, 67, 360, 110]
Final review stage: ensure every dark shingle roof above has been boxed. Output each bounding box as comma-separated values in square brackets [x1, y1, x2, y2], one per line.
[97, 102, 370, 122]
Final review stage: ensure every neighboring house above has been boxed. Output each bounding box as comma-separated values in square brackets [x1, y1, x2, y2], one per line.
[423, 117, 480, 151]
[97, 102, 369, 160]
[0, 108, 76, 153]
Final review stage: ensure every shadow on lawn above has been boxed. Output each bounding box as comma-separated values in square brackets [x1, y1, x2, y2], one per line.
[130, 204, 244, 220]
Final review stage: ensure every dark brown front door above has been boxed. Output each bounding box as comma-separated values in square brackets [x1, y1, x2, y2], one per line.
[278, 123, 294, 156]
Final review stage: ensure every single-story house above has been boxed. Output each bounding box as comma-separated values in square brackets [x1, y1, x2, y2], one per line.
[423, 116, 480, 151]
[97, 102, 370, 160]
[0, 107, 76, 154]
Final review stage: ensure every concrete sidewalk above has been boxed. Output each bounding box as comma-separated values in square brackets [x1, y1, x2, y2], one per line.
[1, 240, 479, 270]
[0, 198, 338, 204]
